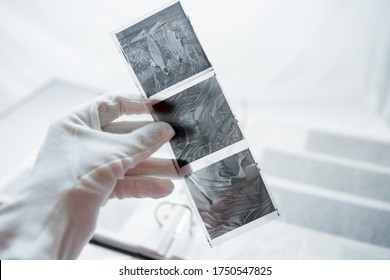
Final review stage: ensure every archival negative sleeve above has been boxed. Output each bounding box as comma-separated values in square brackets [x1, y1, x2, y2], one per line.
[114, 1, 211, 97]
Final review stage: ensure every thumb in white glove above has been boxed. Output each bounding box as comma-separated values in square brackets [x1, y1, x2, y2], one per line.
[0, 92, 177, 259]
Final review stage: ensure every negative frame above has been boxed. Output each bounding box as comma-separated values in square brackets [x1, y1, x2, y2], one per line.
[152, 75, 244, 168]
[114, 1, 211, 97]
[185, 149, 279, 246]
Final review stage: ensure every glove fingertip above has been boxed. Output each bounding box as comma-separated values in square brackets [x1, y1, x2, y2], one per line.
[155, 121, 175, 138]
[159, 180, 175, 197]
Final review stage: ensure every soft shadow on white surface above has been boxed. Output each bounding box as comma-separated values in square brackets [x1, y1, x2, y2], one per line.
[1, 0, 390, 121]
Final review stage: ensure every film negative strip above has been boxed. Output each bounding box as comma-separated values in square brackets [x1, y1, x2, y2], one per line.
[112, 0, 279, 247]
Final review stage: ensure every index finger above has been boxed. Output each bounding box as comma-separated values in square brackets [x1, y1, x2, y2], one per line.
[97, 92, 151, 127]
[126, 158, 180, 179]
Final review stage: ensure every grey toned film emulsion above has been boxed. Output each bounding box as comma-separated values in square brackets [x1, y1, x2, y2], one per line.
[153, 76, 244, 167]
[113, 1, 279, 246]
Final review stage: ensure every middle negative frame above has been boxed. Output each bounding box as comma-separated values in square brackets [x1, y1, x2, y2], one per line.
[113, 1, 279, 247]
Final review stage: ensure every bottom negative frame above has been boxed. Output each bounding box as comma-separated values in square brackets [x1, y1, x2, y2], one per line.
[184, 149, 279, 247]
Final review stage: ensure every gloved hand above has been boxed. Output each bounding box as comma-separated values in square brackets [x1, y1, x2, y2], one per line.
[0, 92, 177, 259]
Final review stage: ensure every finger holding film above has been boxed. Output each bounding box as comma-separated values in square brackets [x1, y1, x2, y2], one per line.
[126, 158, 179, 179]
[102, 120, 155, 134]
[118, 122, 175, 167]
[110, 176, 174, 199]
[87, 121, 174, 175]
[96, 92, 152, 127]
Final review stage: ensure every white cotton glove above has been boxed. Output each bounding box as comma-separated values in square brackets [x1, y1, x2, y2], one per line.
[0, 92, 177, 259]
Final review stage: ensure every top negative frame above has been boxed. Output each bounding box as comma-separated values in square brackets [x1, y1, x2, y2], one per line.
[113, 1, 212, 97]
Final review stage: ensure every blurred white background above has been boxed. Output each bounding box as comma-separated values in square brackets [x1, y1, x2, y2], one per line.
[1, 0, 389, 134]
[1, 0, 390, 259]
